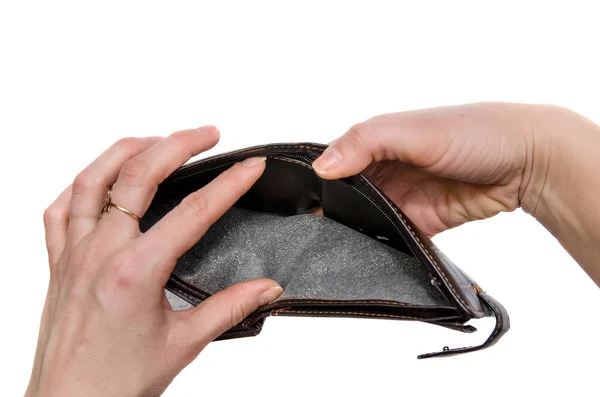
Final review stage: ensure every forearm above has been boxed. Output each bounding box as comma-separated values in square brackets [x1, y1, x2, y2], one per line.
[522, 105, 600, 286]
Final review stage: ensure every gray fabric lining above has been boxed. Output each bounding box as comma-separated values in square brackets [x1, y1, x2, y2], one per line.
[168, 207, 449, 306]
[165, 290, 193, 310]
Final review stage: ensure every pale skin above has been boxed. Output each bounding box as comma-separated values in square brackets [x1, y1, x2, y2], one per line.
[312, 103, 600, 285]
[27, 103, 600, 396]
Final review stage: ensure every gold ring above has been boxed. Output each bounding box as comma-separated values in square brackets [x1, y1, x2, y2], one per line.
[101, 189, 141, 222]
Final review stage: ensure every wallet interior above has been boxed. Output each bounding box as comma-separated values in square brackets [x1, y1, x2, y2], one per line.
[141, 156, 454, 310]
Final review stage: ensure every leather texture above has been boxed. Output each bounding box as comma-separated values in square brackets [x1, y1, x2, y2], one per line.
[140, 142, 510, 358]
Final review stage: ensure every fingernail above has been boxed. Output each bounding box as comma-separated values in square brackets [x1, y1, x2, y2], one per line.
[241, 156, 267, 167]
[259, 285, 283, 306]
[312, 146, 342, 174]
[196, 125, 219, 135]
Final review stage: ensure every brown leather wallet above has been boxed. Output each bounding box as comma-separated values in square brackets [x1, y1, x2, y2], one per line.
[140, 142, 510, 359]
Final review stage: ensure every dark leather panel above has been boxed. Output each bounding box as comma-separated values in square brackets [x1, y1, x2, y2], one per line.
[321, 178, 415, 256]
[235, 157, 322, 215]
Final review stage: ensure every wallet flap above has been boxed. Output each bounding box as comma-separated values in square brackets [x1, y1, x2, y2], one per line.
[417, 291, 510, 359]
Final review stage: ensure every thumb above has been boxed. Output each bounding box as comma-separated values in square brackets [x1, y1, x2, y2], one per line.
[182, 278, 283, 344]
[312, 123, 378, 179]
[312, 112, 452, 180]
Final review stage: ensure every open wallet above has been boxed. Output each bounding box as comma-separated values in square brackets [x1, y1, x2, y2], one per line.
[140, 142, 510, 359]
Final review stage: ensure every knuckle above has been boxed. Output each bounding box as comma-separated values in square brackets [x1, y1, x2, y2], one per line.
[219, 167, 244, 195]
[229, 301, 251, 328]
[170, 129, 195, 146]
[110, 251, 140, 289]
[72, 171, 97, 195]
[114, 136, 141, 151]
[179, 191, 210, 217]
[347, 122, 372, 146]
[345, 121, 388, 161]
[43, 205, 62, 230]
[119, 156, 151, 186]
[66, 284, 89, 302]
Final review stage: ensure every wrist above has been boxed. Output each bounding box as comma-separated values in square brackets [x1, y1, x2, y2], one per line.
[518, 104, 569, 218]
[520, 105, 600, 217]
[519, 104, 600, 281]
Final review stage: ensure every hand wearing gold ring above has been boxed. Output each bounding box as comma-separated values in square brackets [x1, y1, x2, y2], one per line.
[28, 104, 600, 396]
[25, 126, 283, 397]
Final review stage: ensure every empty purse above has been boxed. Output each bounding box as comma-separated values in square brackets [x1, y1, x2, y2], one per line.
[140, 142, 510, 359]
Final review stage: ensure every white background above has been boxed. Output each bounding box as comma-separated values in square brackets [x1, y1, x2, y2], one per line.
[1, 1, 599, 396]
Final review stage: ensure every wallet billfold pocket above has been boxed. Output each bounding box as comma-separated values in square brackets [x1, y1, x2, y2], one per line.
[140, 143, 510, 359]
